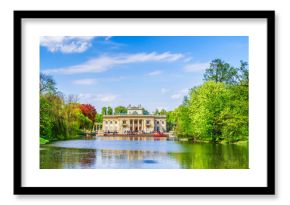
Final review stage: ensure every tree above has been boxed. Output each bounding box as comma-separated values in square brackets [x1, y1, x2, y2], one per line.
[114, 106, 127, 114]
[236, 61, 249, 85]
[79, 104, 97, 122]
[40, 92, 67, 140]
[154, 109, 160, 115]
[107, 106, 113, 115]
[166, 111, 176, 132]
[40, 95, 53, 139]
[159, 109, 167, 115]
[218, 84, 248, 142]
[40, 73, 57, 94]
[204, 59, 249, 85]
[95, 113, 103, 123]
[203, 59, 237, 84]
[142, 108, 150, 115]
[101, 107, 107, 115]
[188, 81, 229, 142]
[173, 104, 193, 138]
[77, 110, 93, 130]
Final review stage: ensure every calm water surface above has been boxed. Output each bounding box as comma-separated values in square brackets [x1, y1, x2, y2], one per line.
[40, 136, 248, 169]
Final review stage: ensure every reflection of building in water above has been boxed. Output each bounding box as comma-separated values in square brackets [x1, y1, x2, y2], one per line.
[100, 149, 167, 161]
[97, 136, 168, 141]
[103, 105, 166, 133]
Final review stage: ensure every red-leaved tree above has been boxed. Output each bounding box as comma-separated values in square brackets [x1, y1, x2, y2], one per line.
[79, 104, 97, 122]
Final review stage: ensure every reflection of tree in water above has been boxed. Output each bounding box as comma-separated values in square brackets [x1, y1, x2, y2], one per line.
[40, 139, 248, 169]
[40, 146, 96, 169]
[170, 143, 248, 169]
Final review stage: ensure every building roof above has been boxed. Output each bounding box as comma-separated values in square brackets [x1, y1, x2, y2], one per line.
[127, 104, 142, 110]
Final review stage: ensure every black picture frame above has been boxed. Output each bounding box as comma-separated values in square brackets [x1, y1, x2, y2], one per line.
[14, 10, 275, 195]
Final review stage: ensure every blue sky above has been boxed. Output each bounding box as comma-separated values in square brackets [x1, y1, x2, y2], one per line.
[40, 36, 248, 113]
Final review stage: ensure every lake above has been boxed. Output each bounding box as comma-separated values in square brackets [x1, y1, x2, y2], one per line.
[40, 136, 248, 169]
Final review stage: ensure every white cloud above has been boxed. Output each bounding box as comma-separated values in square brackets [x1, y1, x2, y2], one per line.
[40, 36, 94, 53]
[72, 78, 97, 85]
[171, 89, 188, 99]
[79, 93, 118, 103]
[184, 57, 192, 63]
[183, 62, 209, 72]
[161, 88, 170, 94]
[147, 70, 162, 76]
[44, 52, 185, 74]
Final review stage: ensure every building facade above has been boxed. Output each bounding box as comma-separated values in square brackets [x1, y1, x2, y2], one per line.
[103, 105, 166, 134]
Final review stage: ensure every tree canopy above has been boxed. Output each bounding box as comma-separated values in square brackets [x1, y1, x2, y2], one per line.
[40, 73, 57, 94]
[167, 59, 248, 143]
[203, 59, 248, 85]
[114, 106, 127, 114]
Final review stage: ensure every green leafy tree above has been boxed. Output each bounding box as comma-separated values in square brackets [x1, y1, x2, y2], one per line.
[101, 107, 107, 115]
[218, 84, 248, 142]
[40, 73, 57, 94]
[142, 108, 150, 115]
[159, 109, 167, 115]
[154, 109, 160, 115]
[203, 59, 237, 84]
[166, 111, 176, 132]
[173, 104, 193, 138]
[114, 106, 127, 114]
[236, 61, 249, 85]
[172, 59, 248, 143]
[188, 81, 229, 142]
[107, 106, 113, 115]
[95, 113, 103, 123]
[40, 95, 54, 139]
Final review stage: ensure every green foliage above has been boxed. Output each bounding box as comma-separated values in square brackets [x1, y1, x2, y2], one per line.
[218, 84, 248, 142]
[188, 81, 229, 142]
[40, 137, 49, 145]
[77, 110, 93, 130]
[114, 106, 127, 114]
[203, 59, 237, 84]
[154, 109, 160, 115]
[171, 59, 248, 143]
[40, 73, 57, 94]
[154, 108, 167, 115]
[142, 108, 150, 115]
[39, 74, 96, 143]
[101, 107, 107, 115]
[95, 113, 103, 123]
[166, 111, 175, 131]
[159, 109, 167, 115]
[173, 105, 193, 138]
[40, 95, 54, 140]
[107, 107, 113, 115]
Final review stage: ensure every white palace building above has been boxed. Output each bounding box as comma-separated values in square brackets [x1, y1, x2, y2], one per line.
[103, 105, 166, 134]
